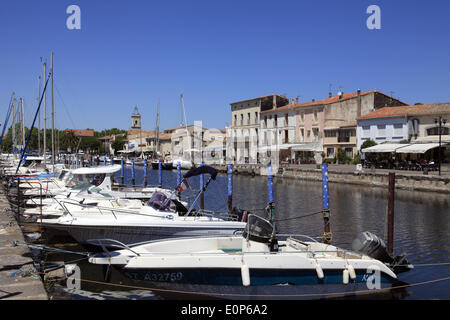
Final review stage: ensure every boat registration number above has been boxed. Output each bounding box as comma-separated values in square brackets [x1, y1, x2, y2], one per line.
[125, 271, 183, 282]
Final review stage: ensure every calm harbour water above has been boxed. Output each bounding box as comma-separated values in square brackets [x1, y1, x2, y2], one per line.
[45, 166, 450, 300]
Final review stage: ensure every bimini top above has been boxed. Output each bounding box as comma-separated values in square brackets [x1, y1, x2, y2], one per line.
[71, 164, 122, 175]
[183, 165, 218, 180]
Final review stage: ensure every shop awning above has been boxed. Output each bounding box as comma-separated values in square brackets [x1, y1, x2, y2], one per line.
[291, 143, 323, 152]
[361, 144, 409, 153]
[258, 144, 305, 152]
[395, 143, 443, 154]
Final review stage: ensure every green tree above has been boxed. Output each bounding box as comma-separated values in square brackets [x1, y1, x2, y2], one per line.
[360, 139, 377, 151]
[62, 130, 79, 152]
[111, 136, 126, 152]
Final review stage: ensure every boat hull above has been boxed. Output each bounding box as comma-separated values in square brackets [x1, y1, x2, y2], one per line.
[151, 162, 173, 170]
[42, 223, 244, 247]
[118, 267, 398, 300]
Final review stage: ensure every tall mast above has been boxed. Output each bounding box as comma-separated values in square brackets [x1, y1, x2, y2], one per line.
[156, 98, 160, 154]
[51, 52, 55, 172]
[11, 95, 16, 154]
[20, 98, 25, 151]
[43, 62, 47, 167]
[180, 94, 191, 161]
[138, 105, 142, 153]
[37, 75, 41, 156]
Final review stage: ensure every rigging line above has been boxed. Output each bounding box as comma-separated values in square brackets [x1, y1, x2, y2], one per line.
[272, 210, 324, 222]
[54, 82, 77, 129]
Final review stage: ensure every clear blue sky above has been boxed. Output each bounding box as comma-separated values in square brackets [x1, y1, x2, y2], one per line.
[1, 0, 450, 132]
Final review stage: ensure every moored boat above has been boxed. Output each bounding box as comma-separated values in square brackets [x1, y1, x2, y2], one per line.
[88, 214, 413, 300]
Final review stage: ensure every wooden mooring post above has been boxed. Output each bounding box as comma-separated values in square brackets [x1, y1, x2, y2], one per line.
[143, 159, 148, 187]
[321, 162, 332, 244]
[200, 162, 204, 211]
[227, 164, 233, 213]
[387, 172, 395, 254]
[120, 156, 124, 185]
[131, 158, 135, 187]
[176, 162, 181, 199]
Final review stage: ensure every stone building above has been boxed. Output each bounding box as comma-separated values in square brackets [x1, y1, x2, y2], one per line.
[131, 106, 141, 130]
[227, 94, 289, 164]
[407, 103, 450, 144]
[356, 104, 433, 150]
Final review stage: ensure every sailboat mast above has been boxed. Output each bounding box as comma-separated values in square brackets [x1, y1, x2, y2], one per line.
[37, 75, 41, 156]
[11, 96, 16, 154]
[156, 98, 160, 154]
[20, 98, 25, 151]
[180, 94, 191, 160]
[43, 62, 47, 167]
[51, 52, 55, 172]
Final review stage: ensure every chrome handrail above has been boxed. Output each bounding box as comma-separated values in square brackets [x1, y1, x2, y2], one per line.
[86, 238, 141, 256]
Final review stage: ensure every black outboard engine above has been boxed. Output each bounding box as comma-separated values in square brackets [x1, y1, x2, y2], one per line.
[352, 231, 413, 274]
[242, 214, 278, 252]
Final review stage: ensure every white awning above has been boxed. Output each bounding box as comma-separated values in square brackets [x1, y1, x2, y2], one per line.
[395, 143, 443, 154]
[361, 144, 409, 153]
[291, 143, 323, 152]
[258, 144, 301, 152]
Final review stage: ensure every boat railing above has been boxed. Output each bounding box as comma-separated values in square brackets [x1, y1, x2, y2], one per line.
[279, 234, 320, 243]
[194, 209, 241, 221]
[86, 238, 141, 257]
[57, 199, 181, 220]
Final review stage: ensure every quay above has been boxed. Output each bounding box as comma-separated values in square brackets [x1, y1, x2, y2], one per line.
[0, 181, 47, 300]
[212, 163, 450, 194]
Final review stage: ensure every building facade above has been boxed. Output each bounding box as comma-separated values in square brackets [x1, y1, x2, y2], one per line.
[227, 94, 289, 164]
[356, 105, 433, 150]
[257, 90, 407, 163]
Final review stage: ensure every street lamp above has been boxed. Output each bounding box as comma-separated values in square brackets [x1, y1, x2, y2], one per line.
[434, 116, 447, 176]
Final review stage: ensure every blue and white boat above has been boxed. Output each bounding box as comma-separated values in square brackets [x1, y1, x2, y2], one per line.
[88, 214, 413, 300]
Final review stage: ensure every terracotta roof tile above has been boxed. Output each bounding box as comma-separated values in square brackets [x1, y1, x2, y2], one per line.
[407, 103, 450, 116]
[65, 129, 94, 137]
[356, 104, 434, 120]
[261, 91, 378, 114]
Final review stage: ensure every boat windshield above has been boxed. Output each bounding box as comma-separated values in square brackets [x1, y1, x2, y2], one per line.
[67, 173, 106, 188]
[147, 192, 187, 213]
[147, 192, 171, 210]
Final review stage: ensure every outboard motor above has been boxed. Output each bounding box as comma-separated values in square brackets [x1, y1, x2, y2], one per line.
[352, 231, 413, 274]
[242, 214, 278, 253]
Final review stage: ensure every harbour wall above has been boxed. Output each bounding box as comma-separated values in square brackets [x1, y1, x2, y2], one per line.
[0, 182, 48, 300]
[211, 164, 450, 194]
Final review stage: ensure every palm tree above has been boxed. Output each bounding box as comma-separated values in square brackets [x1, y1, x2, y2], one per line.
[62, 130, 79, 152]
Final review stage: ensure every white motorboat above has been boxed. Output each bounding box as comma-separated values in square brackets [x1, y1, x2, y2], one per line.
[21, 165, 120, 198]
[88, 214, 413, 300]
[22, 185, 146, 219]
[23, 164, 168, 203]
[172, 158, 193, 170]
[41, 166, 247, 245]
